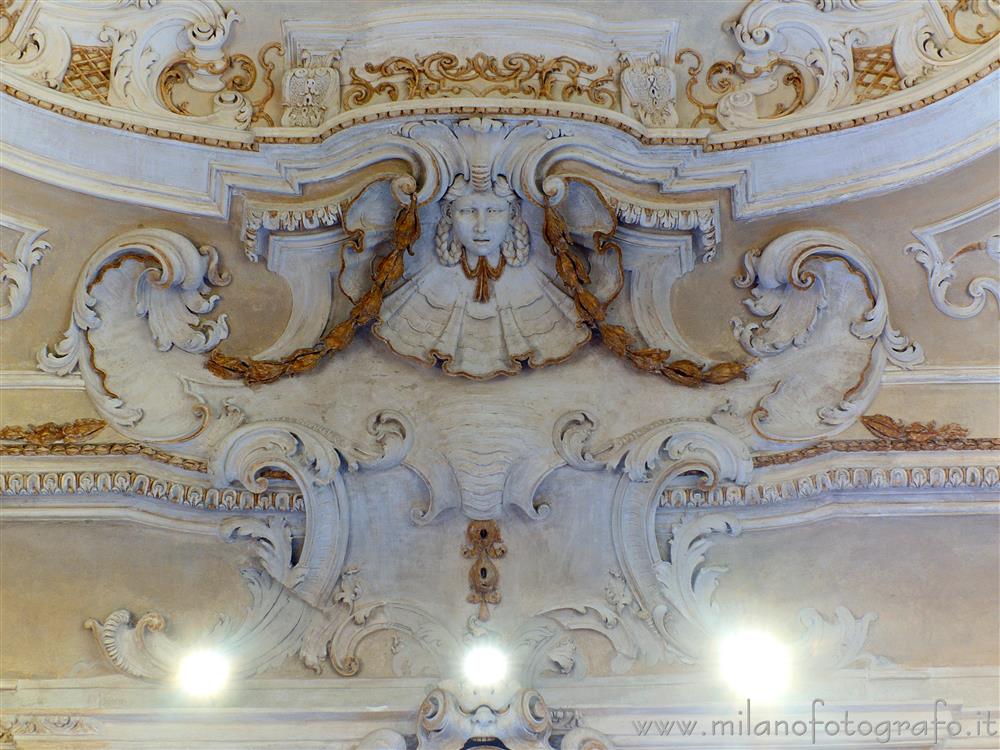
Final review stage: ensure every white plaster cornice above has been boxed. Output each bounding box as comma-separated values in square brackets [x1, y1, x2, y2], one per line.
[0, 370, 85, 390]
[882, 364, 1000, 385]
[3, 448, 996, 521]
[2, 669, 996, 749]
[0, 495, 302, 538]
[1, 66, 996, 220]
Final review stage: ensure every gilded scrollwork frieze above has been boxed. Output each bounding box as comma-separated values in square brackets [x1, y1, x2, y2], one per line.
[156, 39, 284, 127]
[943, 0, 1000, 46]
[341, 51, 619, 112]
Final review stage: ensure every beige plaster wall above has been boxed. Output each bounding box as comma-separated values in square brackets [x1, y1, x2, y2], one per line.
[708, 514, 1000, 669]
[0, 521, 250, 679]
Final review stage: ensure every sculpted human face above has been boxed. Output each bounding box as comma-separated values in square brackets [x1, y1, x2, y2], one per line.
[451, 191, 511, 260]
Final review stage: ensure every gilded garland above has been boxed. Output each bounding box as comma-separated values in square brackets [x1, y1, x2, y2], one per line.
[542, 179, 747, 387]
[207, 178, 421, 384]
[206, 118, 746, 386]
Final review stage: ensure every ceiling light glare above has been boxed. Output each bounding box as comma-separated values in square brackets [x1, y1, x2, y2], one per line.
[462, 645, 508, 687]
[718, 629, 791, 701]
[177, 648, 230, 697]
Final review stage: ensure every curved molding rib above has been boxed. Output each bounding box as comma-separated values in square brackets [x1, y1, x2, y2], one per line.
[36, 228, 230, 427]
[906, 199, 1000, 320]
[0, 212, 52, 320]
[2, 0, 995, 145]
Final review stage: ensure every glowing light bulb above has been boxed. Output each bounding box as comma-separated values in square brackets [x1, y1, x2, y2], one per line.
[463, 645, 508, 687]
[718, 630, 791, 700]
[177, 649, 229, 697]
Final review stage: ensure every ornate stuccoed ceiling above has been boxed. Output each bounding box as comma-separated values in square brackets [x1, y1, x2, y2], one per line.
[0, 2, 998, 748]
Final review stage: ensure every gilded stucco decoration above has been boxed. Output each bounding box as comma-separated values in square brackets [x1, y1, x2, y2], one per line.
[463, 520, 506, 621]
[206, 118, 746, 384]
[0, 418, 105, 445]
[342, 51, 618, 111]
[58, 45, 113, 103]
[1, 0, 997, 152]
[674, 0, 1000, 132]
[1, 3, 999, 747]
[860, 414, 970, 443]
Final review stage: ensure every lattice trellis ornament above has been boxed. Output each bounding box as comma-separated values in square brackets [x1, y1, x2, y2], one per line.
[853, 45, 902, 102]
[59, 46, 113, 103]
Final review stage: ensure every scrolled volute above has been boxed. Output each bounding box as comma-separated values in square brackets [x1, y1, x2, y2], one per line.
[211, 414, 411, 608]
[732, 229, 923, 435]
[555, 411, 752, 486]
[37, 228, 230, 427]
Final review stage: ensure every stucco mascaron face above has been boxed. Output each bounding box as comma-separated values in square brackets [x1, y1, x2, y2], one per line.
[1, 2, 999, 749]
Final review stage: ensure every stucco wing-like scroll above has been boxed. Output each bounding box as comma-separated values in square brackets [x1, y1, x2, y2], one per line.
[544, 415, 751, 669]
[548, 412, 893, 673]
[732, 229, 923, 442]
[36, 228, 230, 430]
[555, 411, 752, 485]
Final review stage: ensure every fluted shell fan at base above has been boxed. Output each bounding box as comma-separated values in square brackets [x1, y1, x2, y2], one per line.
[374, 261, 590, 379]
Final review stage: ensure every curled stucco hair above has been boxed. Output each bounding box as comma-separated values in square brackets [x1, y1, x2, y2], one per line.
[435, 175, 530, 266]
